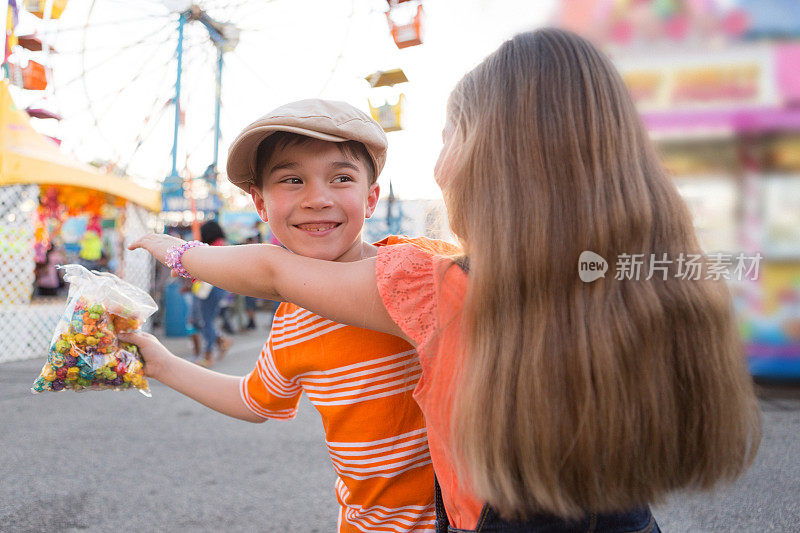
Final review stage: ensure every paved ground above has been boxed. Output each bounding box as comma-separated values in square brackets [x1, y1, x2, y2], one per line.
[1, 312, 798, 532]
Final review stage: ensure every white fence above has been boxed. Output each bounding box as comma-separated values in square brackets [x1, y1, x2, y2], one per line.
[0, 184, 156, 363]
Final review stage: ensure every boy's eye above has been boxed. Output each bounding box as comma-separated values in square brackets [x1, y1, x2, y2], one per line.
[280, 177, 302, 184]
[333, 175, 353, 183]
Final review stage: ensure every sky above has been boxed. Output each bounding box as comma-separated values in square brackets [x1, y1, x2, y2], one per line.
[8, 0, 557, 204]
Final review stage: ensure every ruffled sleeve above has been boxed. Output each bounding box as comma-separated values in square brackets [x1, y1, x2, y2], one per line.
[376, 243, 439, 351]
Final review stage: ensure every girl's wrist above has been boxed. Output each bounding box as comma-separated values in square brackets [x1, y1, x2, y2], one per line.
[165, 240, 208, 281]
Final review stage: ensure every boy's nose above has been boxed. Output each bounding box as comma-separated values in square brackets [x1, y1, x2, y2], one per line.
[300, 183, 334, 210]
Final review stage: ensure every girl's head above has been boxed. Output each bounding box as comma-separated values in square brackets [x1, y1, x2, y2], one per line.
[443, 28, 761, 518]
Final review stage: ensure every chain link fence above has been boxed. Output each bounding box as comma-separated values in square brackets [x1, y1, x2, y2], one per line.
[0, 184, 157, 364]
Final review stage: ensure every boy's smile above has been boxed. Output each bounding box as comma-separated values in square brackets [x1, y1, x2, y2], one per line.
[250, 139, 379, 262]
[294, 221, 341, 235]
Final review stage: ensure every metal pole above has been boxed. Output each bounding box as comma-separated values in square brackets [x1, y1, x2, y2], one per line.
[169, 12, 187, 182]
[211, 46, 223, 175]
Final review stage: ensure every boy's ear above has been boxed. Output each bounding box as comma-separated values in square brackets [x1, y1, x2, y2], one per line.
[249, 183, 268, 222]
[365, 183, 380, 219]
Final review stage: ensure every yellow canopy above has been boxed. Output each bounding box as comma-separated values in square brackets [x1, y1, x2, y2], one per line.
[0, 80, 161, 211]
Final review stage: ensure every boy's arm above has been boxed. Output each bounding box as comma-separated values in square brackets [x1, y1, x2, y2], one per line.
[129, 235, 410, 343]
[117, 331, 266, 424]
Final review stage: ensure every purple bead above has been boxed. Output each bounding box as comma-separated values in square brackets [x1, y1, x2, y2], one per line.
[65, 355, 77, 367]
[113, 377, 124, 386]
[51, 379, 65, 391]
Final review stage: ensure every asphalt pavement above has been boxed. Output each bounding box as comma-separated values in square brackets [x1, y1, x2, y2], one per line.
[1, 312, 798, 532]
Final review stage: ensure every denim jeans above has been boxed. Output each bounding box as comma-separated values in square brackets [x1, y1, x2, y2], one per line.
[434, 477, 660, 533]
[199, 286, 226, 353]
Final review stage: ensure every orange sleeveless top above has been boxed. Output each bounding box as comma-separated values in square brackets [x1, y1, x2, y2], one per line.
[376, 241, 484, 529]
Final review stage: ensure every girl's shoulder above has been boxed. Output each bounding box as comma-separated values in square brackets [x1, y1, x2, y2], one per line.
[375, 240, 466, 350]
[376, 237, 466, 290]
[376, 234, 461, 256]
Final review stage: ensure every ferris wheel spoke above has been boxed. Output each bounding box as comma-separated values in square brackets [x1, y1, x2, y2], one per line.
[123, 43, 215, 171]
[223, 0, 280, 24]
[185, 126, 216, 165]
[55, 13, 172, 34]
[67, 39, 175, 104]
[52, 44, 172, 121]
[227, 49, 275, 92]
[55, 35, 174, 88]
[63, 24, 176, 89]
[102, 0, 169, 14]
[318, 0, 356, 95]
[91, 55, 176, 126]
[203, 0, 266, 12]
[125, 99, 174, 172]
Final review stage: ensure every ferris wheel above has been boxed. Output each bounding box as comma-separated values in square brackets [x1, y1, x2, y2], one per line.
[46, 1, 269, 202]
[2, 0, 428, 228]
[37, 0, 402, 213]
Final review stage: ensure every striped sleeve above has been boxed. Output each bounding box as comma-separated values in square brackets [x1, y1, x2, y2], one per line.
[239, 338, 302, 420]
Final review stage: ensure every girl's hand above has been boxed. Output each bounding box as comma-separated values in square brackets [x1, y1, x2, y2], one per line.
[128, 233, 186, 267]
[117, 330, 175, 380]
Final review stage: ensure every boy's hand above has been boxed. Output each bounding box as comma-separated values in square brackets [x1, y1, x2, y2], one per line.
[128, 233, 186, 267]
[117, 330, 174, 380]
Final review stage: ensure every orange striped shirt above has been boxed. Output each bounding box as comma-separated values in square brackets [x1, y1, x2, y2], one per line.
[240, 236, 459, 533]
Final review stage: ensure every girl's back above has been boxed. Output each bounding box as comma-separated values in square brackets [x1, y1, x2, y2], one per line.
[380, 27, 761, 528]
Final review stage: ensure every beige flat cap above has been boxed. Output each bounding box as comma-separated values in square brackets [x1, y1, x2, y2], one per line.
[226, 99, 388, 193]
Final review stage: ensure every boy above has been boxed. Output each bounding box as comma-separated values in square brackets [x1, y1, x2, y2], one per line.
[123, 100, 456, 532]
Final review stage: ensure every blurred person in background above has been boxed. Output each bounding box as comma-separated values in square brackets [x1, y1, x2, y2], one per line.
[179, 276, 203, 360]
[242, 232, 262, 330]
[195, 219, 231, 367]
[34, 243, 65, 297]
[78, 229, 103, 271]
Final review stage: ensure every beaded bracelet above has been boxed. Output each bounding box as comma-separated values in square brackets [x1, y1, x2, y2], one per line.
[165, 240, 208, 281]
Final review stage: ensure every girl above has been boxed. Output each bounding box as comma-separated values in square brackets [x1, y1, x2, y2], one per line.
[126, 29, 761, 532]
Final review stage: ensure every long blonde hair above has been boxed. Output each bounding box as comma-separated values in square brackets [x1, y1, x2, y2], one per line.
[443, 28, 761, 519]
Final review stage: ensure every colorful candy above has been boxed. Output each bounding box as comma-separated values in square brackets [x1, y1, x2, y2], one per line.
[110, 314, 141, 334]
[32, 295, 151, 397]
[42, 364, 56, 381]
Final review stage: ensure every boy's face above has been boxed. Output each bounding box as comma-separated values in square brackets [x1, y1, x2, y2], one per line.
[250, 138, 380, 262]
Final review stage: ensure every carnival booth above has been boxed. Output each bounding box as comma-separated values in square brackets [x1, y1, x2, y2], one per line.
[557, 0, 800, 380]
[616, 44, 800, 380]
[0, 79, 160, 363]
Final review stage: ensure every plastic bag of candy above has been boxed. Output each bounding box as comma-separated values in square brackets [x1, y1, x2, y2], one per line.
[31, 264, 157, 397]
